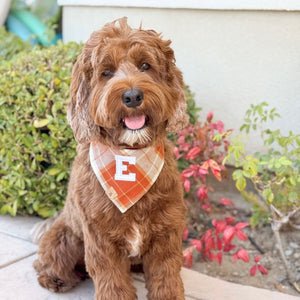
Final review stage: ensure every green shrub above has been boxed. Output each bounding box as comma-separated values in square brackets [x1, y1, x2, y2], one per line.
[0, 27, 32, 61]
[225, 102, 300, 227]
[0, 41, 82, 217]
[185, 86, 201, 125]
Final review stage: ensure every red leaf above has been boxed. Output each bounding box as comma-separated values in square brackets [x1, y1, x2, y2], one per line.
[201, 202, 211, 212]
[190, 164, 199, 171]
[250, 265, 257, 276]
[235, 229, 248, 241]
[211, 252, 223, 265]
[217, 236, 223, 250]
[215, 220, 227, 235]
[187, 146, 201, 160]
[258, 265, 268, 275]
[225, 217, 235, 225]
[235, 222, 249, 230]
[212, 168, 222, 182]
[198, 166, 209, 177]
[220, 198, 235, 207]
[197, 186, 208, 202]
[254, 255, 261, 263]
[202, 229, 213, 242]
[208, 159, 222, 182]
[182, 249, 193, 268]
[183, 180, 191, 193]
[209, 120, 225, 133]
[173, 147, 180, 159]
[177, 135, 185, 145]
[191, 239, 203, 252]
[182, 228, 189, 241]
[207, 111, 213, 123]
[237, 249, 249, 262]
[223, 244, 236, 252]
[205, 236, 216, 251]
[216, 252, 223, 265]
[182, 169, 194, 178]
[206, 250, 214, 262]
[211, 252, 217, 261]
[180, 143, 191, 153]
[233, 252, 238, 263]
[223, 226, 235, 244]
[201, 161, 209, 170]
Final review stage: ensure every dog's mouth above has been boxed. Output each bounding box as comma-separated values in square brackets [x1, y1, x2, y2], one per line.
[122, 114, 148, 131]
[119, 114, 152, 147]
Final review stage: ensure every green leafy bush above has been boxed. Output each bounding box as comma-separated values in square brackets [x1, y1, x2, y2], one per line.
[224, 102, 300, 228]
[0, 27, 32, 61]
[225, 103, 300, 288]
[0, 41, 82, 217]
[185, 86, 201, 125]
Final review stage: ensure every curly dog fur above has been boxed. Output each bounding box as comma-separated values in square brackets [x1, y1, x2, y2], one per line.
[34, 18, 188, 299]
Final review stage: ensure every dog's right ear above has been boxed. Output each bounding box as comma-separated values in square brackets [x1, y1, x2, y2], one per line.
[67, 52, 99, 144]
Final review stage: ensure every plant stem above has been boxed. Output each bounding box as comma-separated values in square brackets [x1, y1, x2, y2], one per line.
[271, 206, 300, 293]
[272, 227, 295, 282]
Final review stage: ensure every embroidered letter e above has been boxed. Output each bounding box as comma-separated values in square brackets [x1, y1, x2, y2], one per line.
[114, 155, 136, 182]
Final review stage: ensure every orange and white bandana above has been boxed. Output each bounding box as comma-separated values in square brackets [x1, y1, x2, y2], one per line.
[90, 141, 164, 213]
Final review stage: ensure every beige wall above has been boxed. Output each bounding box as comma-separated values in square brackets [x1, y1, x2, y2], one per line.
[59, 3, 300, 153]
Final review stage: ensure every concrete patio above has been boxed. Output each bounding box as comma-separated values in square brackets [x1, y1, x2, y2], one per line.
[0, 214, 298, 300]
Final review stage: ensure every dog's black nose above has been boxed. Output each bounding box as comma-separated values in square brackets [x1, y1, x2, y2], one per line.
[122, 89, 144, 108]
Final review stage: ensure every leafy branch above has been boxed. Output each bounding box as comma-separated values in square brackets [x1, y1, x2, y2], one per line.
[224, 102, 300, 292]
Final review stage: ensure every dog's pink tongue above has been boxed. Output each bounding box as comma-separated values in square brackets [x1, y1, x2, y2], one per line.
[124, 115, 146, 130]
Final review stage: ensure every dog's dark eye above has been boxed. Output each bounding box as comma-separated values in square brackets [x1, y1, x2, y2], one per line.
[140, 63, 151, 72]
[101, 69, 114, 78]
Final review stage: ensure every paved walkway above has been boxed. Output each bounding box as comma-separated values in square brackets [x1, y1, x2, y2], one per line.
[0, 215, 298, 300]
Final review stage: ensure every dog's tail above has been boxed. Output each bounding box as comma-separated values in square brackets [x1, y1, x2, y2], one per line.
[29, 213, 59, 244]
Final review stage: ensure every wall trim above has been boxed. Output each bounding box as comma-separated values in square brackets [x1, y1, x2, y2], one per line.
[58, 0, 300, 11]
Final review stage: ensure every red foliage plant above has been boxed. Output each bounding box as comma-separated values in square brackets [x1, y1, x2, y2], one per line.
[174, 111, 231, 228]
[174, 111, 231, 214]
[176, 112, 267, 275]
[250, 256, 268, 276]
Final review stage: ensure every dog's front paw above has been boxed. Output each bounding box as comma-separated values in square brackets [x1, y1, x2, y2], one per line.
[36, 271, 81, 293]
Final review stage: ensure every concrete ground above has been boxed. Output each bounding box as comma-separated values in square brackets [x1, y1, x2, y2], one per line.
[0, 215, 298, 300]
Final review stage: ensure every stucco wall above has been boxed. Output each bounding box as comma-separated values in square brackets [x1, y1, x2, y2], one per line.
[58, 1, 300, 153]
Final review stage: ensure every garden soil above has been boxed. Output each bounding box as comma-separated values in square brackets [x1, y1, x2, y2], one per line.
[187, 168, 300, 297]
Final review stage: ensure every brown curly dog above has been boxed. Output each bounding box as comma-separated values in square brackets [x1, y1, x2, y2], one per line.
[34, 17, 188, 300]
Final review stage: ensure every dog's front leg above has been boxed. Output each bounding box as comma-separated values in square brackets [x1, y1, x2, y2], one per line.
[143, 230, 185, 300]
[84, 234, 137, 300]
[33, 214, 85, 292]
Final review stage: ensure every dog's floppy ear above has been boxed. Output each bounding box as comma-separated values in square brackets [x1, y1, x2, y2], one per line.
[166, 90, 189, 133]
[166, 89, 189, 134]
[152, 37, 189, 134]
[67, 49, 99, 144]
[165, 64, 189, 134]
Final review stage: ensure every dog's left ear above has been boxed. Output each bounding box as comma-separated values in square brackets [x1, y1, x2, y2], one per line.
[165, 58, 189, 134]
[166, 90, 189, 133]
[166, 88, 189, 134]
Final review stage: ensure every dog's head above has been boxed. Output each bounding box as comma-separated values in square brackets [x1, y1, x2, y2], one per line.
[68, 17, 188, 147]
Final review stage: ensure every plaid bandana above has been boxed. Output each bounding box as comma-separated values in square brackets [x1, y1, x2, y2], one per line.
[90, 141, 164, 213]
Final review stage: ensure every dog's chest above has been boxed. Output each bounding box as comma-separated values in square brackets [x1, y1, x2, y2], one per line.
[126, 225, 142, 257]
